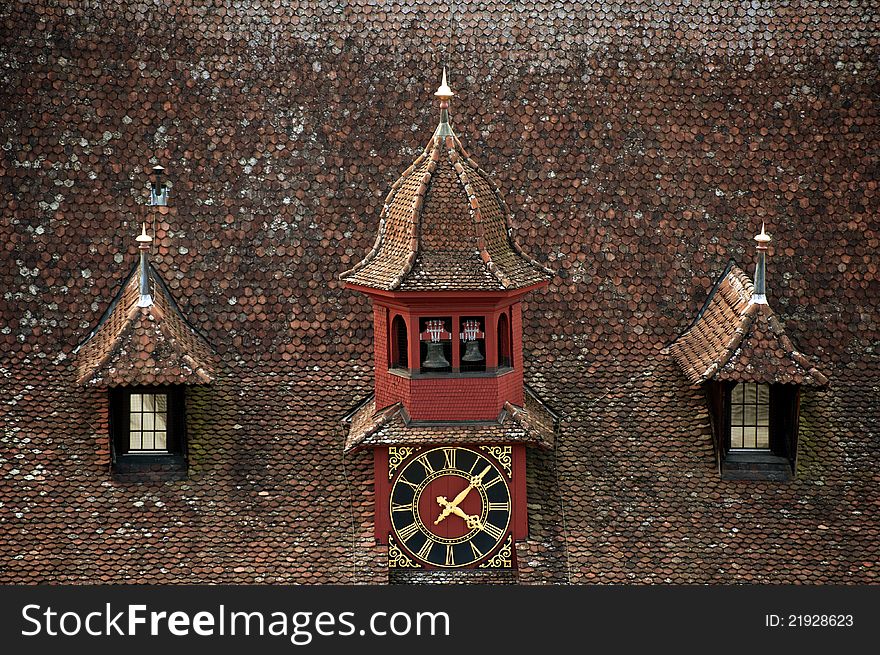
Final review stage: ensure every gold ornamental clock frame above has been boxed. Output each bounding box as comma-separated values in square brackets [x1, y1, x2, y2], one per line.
[374, 445, 526, 570]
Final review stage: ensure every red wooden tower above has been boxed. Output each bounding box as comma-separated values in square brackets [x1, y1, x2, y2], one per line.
[342, 72, 557, 574]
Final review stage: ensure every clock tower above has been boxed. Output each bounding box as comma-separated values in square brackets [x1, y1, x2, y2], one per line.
[342, 72, 557, 575]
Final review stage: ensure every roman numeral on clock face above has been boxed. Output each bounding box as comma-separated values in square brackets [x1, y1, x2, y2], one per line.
[483, 475, 503, 490]
[396, 521, 419, 542]
[443, 448, 456, 469]
[418, 539, 434, 561]
[445, 545, 455, 567]
[488, 502, 509, 512]
[396, 477, 420, 491]
[483, 522, 505, 540]
[391, 502, 413, 513]
[419, 455, 434, 475]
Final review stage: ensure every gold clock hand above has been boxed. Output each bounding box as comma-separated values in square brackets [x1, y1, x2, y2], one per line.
[449, 504, 483, 530]
[434, 466, 492, 526]
[447, 465, 491, 509]
[433, 496, 482, 529]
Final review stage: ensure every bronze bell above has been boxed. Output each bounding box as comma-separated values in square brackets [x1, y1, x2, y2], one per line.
[461, 339, 484, 362]
[422, 341, 450, 369]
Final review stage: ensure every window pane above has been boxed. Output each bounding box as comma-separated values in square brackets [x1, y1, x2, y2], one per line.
[155, 394, 167, 413]
[742, 427, 757, 448]
[129, 412, 141, 432]
[155, 411, 167, 431]
[143, 413, 154, 431]
[731, 402, 743, 427]
[757, 399, 769, 426]
[756, 383, 769, 405]
[154, 431, 167, 450]
[747, 382, 758, 403]
[143, 394, 156, 412]
[732, 383, 743, 404]
[130, 393, 142, 411]
[743, 402, 757, 426]
[756, 426, 770, 449]
[730, 428, 744, 449]
[129, 431, 142, 451]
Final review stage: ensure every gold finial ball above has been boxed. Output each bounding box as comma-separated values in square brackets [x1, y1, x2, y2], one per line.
[434, 67, 454, 101]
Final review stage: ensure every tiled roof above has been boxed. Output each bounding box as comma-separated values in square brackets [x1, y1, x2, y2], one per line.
[74, 264, 218, 386]
[667, 262, 829, 386]
[344, 387, 556, 452]
[341, 104, 553, 291]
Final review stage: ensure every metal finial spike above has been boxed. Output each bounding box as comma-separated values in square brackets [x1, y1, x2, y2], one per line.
[136, 223, 153, 308]
[755, 222, 771, 244]
[752, 222, 770, 304]
[434, 67, 454, 100]
[136, 222, 153, 245]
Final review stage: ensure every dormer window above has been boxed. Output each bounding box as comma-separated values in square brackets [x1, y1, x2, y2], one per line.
[110, 386, 187, 478]
[729, 382, 770, 450]
[714, 382, 801, 480]
[667, 227, 828, 482]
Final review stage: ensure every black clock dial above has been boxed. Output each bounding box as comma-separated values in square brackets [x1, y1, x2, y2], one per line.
[389, 446, 512, 568]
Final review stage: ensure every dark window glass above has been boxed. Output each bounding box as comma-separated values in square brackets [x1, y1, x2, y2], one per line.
[497, 313, 512, 369]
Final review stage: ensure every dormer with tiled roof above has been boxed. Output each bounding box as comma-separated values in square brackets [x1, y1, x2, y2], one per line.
[668, 261, 828, 388]
[668, 226, 828, 481]
[74, 224, 218, 387]
[341, 70, 552, 292]
[73, 169, 218, 480]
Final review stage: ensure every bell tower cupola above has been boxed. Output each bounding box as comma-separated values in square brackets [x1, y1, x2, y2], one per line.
[341, 72, 553, 421]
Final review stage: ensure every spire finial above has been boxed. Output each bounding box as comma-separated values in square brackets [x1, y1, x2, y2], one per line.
[433, 69, 455, 138]
[752, 222, 771, 304]
[136, 222, 153, 248]
[434, 67, 454, 102]
[754, 222, 771, 249]
[136, 222, 153, 308]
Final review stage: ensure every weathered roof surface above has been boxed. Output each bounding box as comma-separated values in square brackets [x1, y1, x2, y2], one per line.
[340, 108, 552, 291]
[667, 263, 828, 386]
[75, 265, 218, 386]
[344, 387, 556, 452]
[0, 1, 877, 585]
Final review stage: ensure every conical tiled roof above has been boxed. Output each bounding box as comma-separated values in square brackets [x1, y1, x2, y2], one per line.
[667, 261, 828, 387]
[341, 76, 552, 291]
[75, 264, 218, 387]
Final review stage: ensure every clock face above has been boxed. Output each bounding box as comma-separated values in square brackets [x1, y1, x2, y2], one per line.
[389, 446, 512, 568]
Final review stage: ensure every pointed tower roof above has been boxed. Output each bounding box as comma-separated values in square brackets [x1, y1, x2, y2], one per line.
[667, 228, 828, 387]
[341, 72, 553, 291]
[75, 225, 218, 387]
